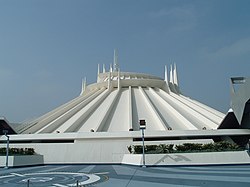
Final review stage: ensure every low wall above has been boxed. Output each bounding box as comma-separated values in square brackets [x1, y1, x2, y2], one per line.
[2, 132, 250, 165]
[122, 151, 250, 166]
[0, 155, 44, 168]
[3, 138, 132, 164]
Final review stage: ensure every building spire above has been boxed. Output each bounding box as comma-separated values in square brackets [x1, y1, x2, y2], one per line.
[108, 72, 111, 90]
[110, 63, 113, 72]
[173, 63, 178, 86]
[97, 64, 100, 82]
[170, 64, 173, 84]
[103, 64, 106, 73]
[97, 64, 100, 74]
[113, 49, 119, 72]
[164, 65, 168, 82]
[118, 70, 121, 90]
[80, 77, 86, 95]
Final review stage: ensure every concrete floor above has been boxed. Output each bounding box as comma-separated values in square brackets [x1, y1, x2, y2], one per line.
[0, 164, 250, 186]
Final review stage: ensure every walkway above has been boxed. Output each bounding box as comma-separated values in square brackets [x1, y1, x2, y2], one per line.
[0, 164, 250, 186]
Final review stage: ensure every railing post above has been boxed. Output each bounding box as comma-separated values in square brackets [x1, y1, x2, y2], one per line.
[3, 130, 9, 169]
[139, 119, 146, 168]
[27, 179, 30, 187]
[142, 128, 146, 167]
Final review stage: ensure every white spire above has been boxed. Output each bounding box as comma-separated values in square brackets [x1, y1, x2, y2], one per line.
[173, 63, 178, 86]
[164, 65, 168, 82]
[103, 64, 106, 73]
[97, 64, 100, 74]
[113, 49, 119, 72]
[118, 70, 121, 90]
[108, 72, 111, 90]
[97, 64, 100, 82]
[110, 63, 113, 72]
[80, 77, 86, 95]
[170, 64, 173, 84]
[163, 65, 170, 93]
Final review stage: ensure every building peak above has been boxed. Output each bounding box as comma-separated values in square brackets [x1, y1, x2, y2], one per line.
[113, 49, 119, 72]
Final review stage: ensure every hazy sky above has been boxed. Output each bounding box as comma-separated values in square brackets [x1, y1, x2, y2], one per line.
[1, 0, 250, 123]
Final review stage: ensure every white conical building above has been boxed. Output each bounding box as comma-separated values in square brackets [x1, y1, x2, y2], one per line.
[16, 61, 224, 134]
[3, 51, 250, 166]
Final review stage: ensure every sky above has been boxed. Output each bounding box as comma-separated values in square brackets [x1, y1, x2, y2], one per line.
[0, 0, 250, 123]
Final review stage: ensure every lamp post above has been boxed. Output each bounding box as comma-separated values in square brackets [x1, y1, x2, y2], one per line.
[3, 130, 9, 169]
[139, 120, 146, 167]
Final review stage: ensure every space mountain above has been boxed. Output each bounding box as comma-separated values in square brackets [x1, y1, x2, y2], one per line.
[1, 50, 250, 165]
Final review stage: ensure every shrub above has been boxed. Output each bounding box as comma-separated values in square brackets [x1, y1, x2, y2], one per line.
[175, 143, 203, 153]
[202, 143, 214, 152]
[0, 147, 35, 155]
[0, 148, 6, 155]
[156, 144, 174, 153]
[145, 145, 157, 153]
[134, 145, 143, 154]
[128, 141, 244, 154]
[25, 148, 35, 155]
[127, 145, 133, 154]
[213, 141, 241, 151]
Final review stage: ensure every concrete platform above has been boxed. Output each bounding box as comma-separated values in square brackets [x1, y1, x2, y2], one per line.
[1, 164, 250, 186]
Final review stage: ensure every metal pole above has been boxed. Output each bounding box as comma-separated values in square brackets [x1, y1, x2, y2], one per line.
[142, 129, 146, 167]
[4, 133, 9, 169]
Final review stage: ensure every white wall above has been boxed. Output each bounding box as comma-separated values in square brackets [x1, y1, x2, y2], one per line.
[0, 155, 43, 167]
[122, 151, 250, 166]
[4, 138, 133, 164]
[1, 130, 250, 165]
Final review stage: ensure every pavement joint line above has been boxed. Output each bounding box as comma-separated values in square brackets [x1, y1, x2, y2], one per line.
[10, 173, 25, 177]
[0, 174, 14, 179]
[78, 165, 96, 173]
[53, 184, 69, 187]
[92, 172, 109, 175]
[41, 165, 71, 173]
[125, 167, 138, 187]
